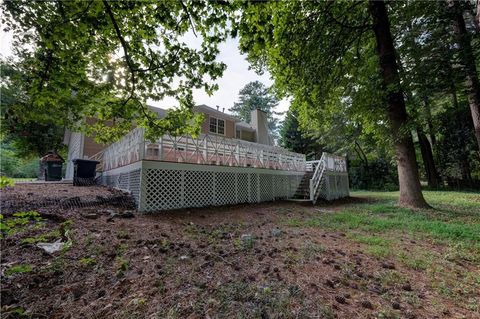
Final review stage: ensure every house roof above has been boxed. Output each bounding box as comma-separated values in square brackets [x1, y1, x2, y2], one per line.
[194, 104, 239, 122]
[236, 121, 256, 132]
[148, 104, 240, 122]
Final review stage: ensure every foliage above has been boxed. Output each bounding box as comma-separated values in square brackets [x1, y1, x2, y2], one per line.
[4, 264, 33, 276]
[22, 229, 61, 244]
[238, 1, 385, 140]
[237, 0, 479, 193]
[1, 62, 66, 157]
[229, 80, 280, 138]
[79, 257, 97, 266]
[435, 105, 480, 183]
[0, 139, 44, 178]
[0, 176, 14, 188]
[279, 108, 322, 159]
[1, 0, 236, 142]
[0, 211, 44, 238]
[349, 157, 398, 191]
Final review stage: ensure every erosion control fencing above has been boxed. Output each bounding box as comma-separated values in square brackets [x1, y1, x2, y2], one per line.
[0, 184, 136, 215]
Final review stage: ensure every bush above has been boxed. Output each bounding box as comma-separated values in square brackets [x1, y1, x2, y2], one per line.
[0, 143, 39, 178]
[348, 157, 398, 191]
[0, 176, 14, 189]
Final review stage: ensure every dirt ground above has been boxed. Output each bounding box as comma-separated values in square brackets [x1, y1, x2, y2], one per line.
[0, 184, 478, 318]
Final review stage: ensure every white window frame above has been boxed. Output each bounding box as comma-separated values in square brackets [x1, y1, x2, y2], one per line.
[209, 116, 225, 135]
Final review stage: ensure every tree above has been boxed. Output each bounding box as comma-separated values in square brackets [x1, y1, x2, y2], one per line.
[368, 0, 427, 207]
[447, 0, 480, 152]
[279, 108, 321, 159]
[1, 61, 65, 157]
[1, 0, 234, 142]
[238, 0, 429, 207]
[229, 81, 279, 138]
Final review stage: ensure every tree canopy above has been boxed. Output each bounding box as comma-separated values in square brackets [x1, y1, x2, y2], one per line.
[1, 0, 479, 204]
[229, 80, 279, 138]
[1, 0, 235, 142]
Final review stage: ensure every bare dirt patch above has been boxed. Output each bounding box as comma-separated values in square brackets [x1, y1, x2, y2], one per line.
[1, 184, 477, 318]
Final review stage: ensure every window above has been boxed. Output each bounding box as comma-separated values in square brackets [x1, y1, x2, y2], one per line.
[209, 117, 225, 135]
[236, 130, 241, 139]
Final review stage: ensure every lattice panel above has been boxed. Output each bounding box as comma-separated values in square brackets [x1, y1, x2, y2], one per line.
[144, 169, 182, 210]
[215, 172, 237, 205]
[289, 175, 302, 198]
[101, 169, 141, 204]
[259, 174, 274, 202]
[273, 175, 289, 199]
[65, 132, 83, 180]
[237, 173, 250, 203]
[184, 171, 214, 208]
[250, 173, 259, 203]
[118, 172, 130, 190]
[128, 170, 141, 202]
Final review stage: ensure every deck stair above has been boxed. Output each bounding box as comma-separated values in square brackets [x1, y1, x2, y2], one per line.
[292, 171, 314, 199]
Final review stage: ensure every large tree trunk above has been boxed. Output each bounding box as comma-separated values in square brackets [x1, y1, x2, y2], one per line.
[449, 0, 480, 151]
[416, 128, 440, 188]
[369, 0, 429, 208]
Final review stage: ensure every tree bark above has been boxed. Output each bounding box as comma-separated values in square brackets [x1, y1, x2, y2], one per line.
[449, 0, 480, 151]
[476, 0, 480, 33]
[369, 0, 429, 208]
[422, 96, 436, 148]
[416, 128, 440, 188]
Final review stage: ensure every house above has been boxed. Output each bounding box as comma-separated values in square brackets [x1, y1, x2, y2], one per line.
[64, 104, 349, 212]
[64, 105, 273, 179]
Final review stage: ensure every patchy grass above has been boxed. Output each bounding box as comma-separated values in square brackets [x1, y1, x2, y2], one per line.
[22, 229, 61, 244]
[285, 190, 480, 313]
[288, 190, 479, 245]
[5, 264, 33, 276]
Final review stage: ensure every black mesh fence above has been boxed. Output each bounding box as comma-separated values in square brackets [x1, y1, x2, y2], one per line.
[0, 191, 137, 215]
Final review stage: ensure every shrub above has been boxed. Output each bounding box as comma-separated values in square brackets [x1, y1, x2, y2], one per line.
[0, 176, 14, 189]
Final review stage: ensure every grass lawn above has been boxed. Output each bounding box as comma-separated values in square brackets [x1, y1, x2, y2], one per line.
[1, 185, 479, 318]
[287, 190, 480, 315]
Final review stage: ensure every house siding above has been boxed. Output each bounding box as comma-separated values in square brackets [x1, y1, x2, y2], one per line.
[201, 114, 235, 139]
[83, 118, 111, 157]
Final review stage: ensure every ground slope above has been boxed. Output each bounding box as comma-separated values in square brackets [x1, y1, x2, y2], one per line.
[1, 185, 479, 318]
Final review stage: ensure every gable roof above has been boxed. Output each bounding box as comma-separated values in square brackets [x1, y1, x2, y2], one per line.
[194, 104, 239, 122]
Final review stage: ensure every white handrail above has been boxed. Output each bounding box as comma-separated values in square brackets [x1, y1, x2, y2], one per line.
[100, 128, 307, 171]
[309, 152, 347, 204]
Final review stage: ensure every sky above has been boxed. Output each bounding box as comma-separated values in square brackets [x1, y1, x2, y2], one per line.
[0, 27, 290, 120]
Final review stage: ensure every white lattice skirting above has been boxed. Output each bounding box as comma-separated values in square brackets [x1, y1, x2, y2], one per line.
[101, 161, 305, 212]
[322, 172, 350, 201]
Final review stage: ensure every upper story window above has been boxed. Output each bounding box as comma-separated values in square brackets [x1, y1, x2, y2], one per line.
[209, 117, 225, 135]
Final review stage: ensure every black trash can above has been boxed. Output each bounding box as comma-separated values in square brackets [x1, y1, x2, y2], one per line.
[73, 159, 100, 186]
[40, 151, 65, 181]
[45, 161, 63, 181]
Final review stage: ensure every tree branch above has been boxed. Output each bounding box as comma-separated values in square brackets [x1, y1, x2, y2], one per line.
[179, 0, 197, 37]
[103, 0, 157, 127]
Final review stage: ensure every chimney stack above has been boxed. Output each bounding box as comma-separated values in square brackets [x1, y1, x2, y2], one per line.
[216, 105, 219, 111]
[250, 109, 271, 145]
[222, 108, 225, 113]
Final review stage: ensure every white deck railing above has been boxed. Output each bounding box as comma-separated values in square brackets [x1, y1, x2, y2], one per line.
[308, 152, 348, 203]
[99, 128, 306, 172]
